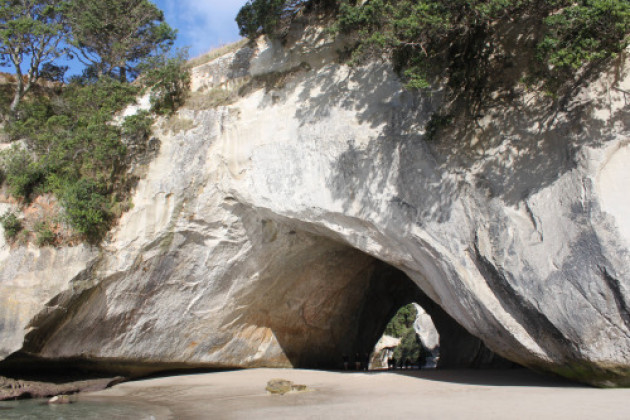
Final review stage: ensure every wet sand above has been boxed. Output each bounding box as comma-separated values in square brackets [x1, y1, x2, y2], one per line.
[80, 368, 629, 419]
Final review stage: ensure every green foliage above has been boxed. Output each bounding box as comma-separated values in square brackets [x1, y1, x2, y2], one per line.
[0, 0, 186, 245]
[383, 303, 424, 365]
[0, 0, 68, 112]
[237, 0, 288, 39]
[237, 0, 317, 39]
[393, 328, 423, 363]
[123, 110, 153, 139]
[3, 78, 145, 242]
[67, 0, 177, 81]
[241, 1, 630, 92]
[59, 178, 110, 243]
[384, 303, 417, 338]
[0, 146, 44, 200]
[0, 211, 22, 241]
[539, 0, 630, 71]
[139, 49, 190, 115]
[335, 0, 630, 87]
[39, 63, 69, 82]
[34, 220, 56, 246]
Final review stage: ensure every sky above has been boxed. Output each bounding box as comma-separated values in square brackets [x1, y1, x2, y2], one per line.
[1, 0, 249, 76]
[156, 0, 249, 59]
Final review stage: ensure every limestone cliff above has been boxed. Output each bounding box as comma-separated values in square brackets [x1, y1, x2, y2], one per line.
[1, 27, 630, 386]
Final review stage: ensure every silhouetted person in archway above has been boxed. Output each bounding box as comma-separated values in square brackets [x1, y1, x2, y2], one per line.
[342, 354, 349, 370]
[355, 353, 361, 370]
[363, 353, 370, 371]
[387, 356, 394, 370]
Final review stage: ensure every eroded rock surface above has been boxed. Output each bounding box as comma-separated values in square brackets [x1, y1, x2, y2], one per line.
[1, 28, 630, 386]
[413, 304, 440, 364]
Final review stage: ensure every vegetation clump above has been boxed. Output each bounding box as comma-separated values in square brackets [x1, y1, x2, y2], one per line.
[0, 0, 190, 245]
[139, 49, 191, 115]
[383, 303, 424, 366]
[237, 0, 630, 94]
[237, 0, 336, 39]
[0, 211, 22, 241]
[34, 220, 56, 246]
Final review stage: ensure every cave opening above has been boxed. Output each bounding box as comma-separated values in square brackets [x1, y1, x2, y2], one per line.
[0, 232, 514, 382]
[340, 259, 510, 372]
[252, 231, 513, 372]
[369, 302, 440, 371]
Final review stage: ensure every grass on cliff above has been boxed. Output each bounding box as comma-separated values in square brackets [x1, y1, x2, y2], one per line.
[186, 39, 249, 69]
[183, 78, 251, 110]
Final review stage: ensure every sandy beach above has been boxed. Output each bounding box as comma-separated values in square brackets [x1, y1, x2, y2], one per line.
[79, 368, 630, 419]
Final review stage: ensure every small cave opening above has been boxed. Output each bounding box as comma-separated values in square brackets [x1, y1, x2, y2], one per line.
[368, 302, 440, 371]
[343, 260, 512, 372]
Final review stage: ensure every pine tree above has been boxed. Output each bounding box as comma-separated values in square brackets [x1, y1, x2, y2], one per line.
[0, 0, 69, 113]
[66, 0, 176, 81]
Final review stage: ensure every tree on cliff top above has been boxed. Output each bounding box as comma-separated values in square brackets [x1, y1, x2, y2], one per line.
[236, 0, 336, 39]
[66, 0, 176, 82]
[237, 0, 295, 39]
[0, 0, 69, 113]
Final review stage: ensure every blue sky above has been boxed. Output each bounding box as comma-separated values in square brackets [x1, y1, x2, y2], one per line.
[1, 0, 249, 76]
[156, 0, 249, 59]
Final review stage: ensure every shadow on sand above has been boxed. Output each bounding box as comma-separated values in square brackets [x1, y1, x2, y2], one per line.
[388, 368, 583, 388]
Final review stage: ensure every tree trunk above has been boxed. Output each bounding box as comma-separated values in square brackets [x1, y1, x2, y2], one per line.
[9, 92, 21, 114]
[9, 76, 24, 115]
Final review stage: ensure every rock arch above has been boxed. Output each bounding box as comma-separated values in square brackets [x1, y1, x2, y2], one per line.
[8, 220, 507, 377]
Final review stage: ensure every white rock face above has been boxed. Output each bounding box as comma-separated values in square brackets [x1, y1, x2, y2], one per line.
[369, 335, 400, 370]
[598, 143, 630, 248]
[413, 303, 439, 353]
[0, 244, 97, 359]
[1, 31, 630, 386]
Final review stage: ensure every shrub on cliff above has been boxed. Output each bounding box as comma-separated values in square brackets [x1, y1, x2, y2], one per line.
[237, 0, 630, 90]
[139, 49, 191, 115]
[0, 0, 190, 246]
[2, 78, 138, 243]
[237, 0, 287, 39]
[59, 178, 110, 243]
[1, 57, 191, 244]
[336, 0, 630, 89]
[34, 220, 56, 246]
[0, 211, 22, 241]
[237, 0, 335, 39]
[0, 145, 44, 200]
